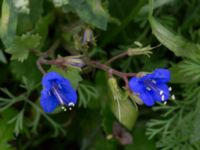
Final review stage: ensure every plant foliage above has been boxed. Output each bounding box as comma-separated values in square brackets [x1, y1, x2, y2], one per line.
[0, 0, 200, 149]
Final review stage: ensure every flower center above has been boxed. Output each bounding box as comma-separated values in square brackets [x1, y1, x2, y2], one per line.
[50, 81, 75, 110]
[143, 79, 169, 101]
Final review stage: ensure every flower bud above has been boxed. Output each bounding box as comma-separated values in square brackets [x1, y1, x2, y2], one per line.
[127, 45, 152, 57]
[108, 77, 138, 129]
[82, 28, 94, 45]
[108, 77, 122, 101]
[64, 55, 85, 68]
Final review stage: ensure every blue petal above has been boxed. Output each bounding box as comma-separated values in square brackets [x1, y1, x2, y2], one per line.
[42, 72, 64, 90]
[151, 69, 170, 83]
[129, 77, 145, 93]
[152, 84, 170, 102]
[57, 79, 77, 105]
[139, 91, 155, 106]
[40, 89, 59, 113]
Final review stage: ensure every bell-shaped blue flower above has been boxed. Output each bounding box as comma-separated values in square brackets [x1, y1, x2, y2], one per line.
[129, 69, 171, 106]
[40, 72, 77, 113]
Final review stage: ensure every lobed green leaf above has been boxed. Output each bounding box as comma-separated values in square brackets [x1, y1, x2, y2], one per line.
[5, 34, 41, 62]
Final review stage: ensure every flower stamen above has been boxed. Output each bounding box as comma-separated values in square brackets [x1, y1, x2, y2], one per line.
[171, 94, 175, 100]
[146, 87, 151, 91]
[144, 79, 169, 102]
[61, 105, 67, 111]
[58, 84, 62, 89]
[68, 102, 75, 111]
[161, 95, 165, 101]
[52, 87, 65, 105]
[168, 87, 172, 91]
[160, 90, 164, 95]
[152, 80, 156, 84]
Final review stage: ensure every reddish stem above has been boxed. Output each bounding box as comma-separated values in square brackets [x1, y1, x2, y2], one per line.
[88, 60, 136, 88]
[37, 57, 136, 88]
[106, 51, 128, 64]
[89, 61, 136, 77]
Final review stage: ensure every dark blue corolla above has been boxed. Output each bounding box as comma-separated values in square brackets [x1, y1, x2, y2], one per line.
[40, 72, 77, 112]
[129, 69, 171, 106]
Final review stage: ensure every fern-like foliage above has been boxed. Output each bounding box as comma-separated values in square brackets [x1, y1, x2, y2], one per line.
[146, 85, 200, 150]
[179, 53, 200, 81]
[0, 78, 65, 136]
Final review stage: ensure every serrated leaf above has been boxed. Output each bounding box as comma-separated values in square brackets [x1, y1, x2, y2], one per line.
[0, 0, 18, 47]
[49, 66, 82, 88]
[69, 0, 109, 30]
[149, 16, 200, 58]
[5, 34, 41, 62]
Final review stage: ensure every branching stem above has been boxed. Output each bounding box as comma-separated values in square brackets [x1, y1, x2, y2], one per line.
[87, 60, 136, 88]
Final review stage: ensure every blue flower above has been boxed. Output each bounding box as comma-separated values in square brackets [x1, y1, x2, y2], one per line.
[40, 72, 77, 113]
[129, 69, 171, 106]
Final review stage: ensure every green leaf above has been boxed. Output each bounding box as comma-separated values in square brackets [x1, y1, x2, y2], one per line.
[5, 34, 41, 62]
[0, 49, 7, 64]
[170, 54, 200, 83]
[149, 16, 200, 58]
[170, 62, 190, 83]
[0, 0, 18, 47]
[110, 96, 138, 130]
[0, 109, 16, 150]
[78, 82, 98, 108]
[13, 0, 30, 14]
[35, 13, 54, 45]
[69, 0, 109, 30]
[10, 54, 42, 84]
[139, 0, 173, 15]
[125, 121, 156, 150]
[191, 95, 200, 143]
[29, 0, 43, 23]
[49, 66, 82, 88]
[52, 0, 69, 7]
[108, 78, 138, 130]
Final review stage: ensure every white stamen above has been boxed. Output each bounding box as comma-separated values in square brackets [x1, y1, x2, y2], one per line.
[53, 88, 64, 105]
[160, 90, 164, 95]
[48, 91, 51, 96]
[61, 106, 67, 111]
[168, 87, 172, 91]
[164, 101, 167, 105]
[68, 102, 75, 107]
[69, 107, 72, 110]
[171, 94, 175, 100]
[161, 95, 165, 101]
[146, 87, 151, 91]
[152, 80, 156, 84]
